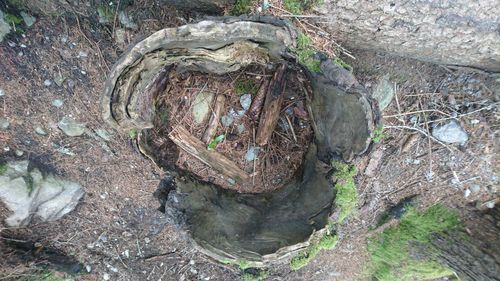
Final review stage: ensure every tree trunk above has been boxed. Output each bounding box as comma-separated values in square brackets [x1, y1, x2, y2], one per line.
[425, 206, 500, 281]
[317, 0, 500, 72]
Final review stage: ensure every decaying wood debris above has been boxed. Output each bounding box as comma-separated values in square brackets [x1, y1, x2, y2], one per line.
[168, 126, 250, 182]
[202, 94, 226, 144]
[256, 63, 287, 146]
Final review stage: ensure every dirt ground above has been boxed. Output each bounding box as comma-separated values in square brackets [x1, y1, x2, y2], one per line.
[0, 3, 498, 281]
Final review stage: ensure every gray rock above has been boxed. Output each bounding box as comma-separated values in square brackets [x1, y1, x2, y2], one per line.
[192, 92, 214, 124]
[485, 201, 495, 209]
[0, 117, 9, 130]
[0, 10, 12, 43]
[464, 189, 471, 198]
[96, 129, 113, 141]
[34, 126, 47, 135]
[118, 11, 138, 29]
[52, 99, 64, 108]
[470, 185, 480, 193]
[78, 50, 88, 58]
[236, 124, 245, 134]
[240, 94, 252, 111]
[54, 75, 65, 87]
[221, 115, 233, 127]
[58, 116, 86, 136]
[227, 178, 236, 185]
[432, 120, 468, 144]
[245, 146, 260, 162]
[372, 74, 395, 111]
[0, 89, 5, 96]
[103, 273, 110, 281]
[20, 12, 36, 27]
[44, 79, 52, 86]
[0, 160, 84, 226]
[15, 150, 24, 157]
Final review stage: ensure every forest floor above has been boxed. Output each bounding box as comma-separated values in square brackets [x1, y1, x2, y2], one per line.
[0, 2, 498, 281]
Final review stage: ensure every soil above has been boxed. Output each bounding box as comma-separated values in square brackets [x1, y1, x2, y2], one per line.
[150, 66, 313, 193]
[0, 2, 498, 281]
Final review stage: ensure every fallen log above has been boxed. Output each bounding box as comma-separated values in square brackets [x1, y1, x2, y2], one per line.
[202, 94, 226, 144]
[255, 63, 287, 146]
[168, 126, 249, 182]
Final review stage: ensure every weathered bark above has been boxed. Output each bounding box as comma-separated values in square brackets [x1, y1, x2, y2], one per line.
[202, 94, 225, 144]
[160, 0, 234, 14]
[317, 0, 500, 72]
[248, 79, 270, 121]
[168, 126, 249, 182]
[429, 206, 500, 281]
[255, 64, 287, 146]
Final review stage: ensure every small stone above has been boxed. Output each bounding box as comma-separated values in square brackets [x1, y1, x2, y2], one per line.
[96, 129, 113, 141]
[236, 124, 245, 134]
[103, 273, 110, 281]
[144, 237, 151, 244]
[221, 115, 234, 127]
[0, 10, 12, 43]
[0, 89, 4, 96]
[115, 28, 126, 45]
[78, 50, 88, 58]
[485, 201, 495, 208]
[227, 178, 236, 185]
[20, 12, 36, 27]
[192, 92, 214, 124]
[52, 99, 64, 108]
[43, 79, 52, 86]
[464, 189, 471, 198]
[470, 185, 480, 193]
[15, 150, 24, 157]
[123, 250, 130, 258]
[85, 265, 92, 273]
[118, 11, 138, 29]
[0, 117, 9, 130]
[66, 79, 76, 91]
[432, 120, 468, 144]
[239, 94, 252, 111]
[34, 126, 47, 136]
[372, 74, 395, 111]
[58, 116, 86, 137]
[245, 146, 260, 162]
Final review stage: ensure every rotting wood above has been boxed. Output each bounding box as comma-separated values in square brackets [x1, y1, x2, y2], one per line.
[248, 79, 270, 121]
[169, 126, 250, 182]
[202, 94, 226, 144]
[255, 63, 287, 146]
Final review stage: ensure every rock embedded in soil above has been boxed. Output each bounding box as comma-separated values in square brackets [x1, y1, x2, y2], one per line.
[20, 11, 36, 27]
[34, 126, 47, 135]
[240, 94, 252, 111]
[0, 10, 11, 42]
[0, 88, 5, 96]
[0, 160, 84, 227]
[44, 79, 52, 86]
[58, 116, 86, 136]
[372, 74, 395, 111]
[52, 99, 64, 108]
[192, 91, 214, 124]
[96, 128, 113, 141]
[118, 11, 137, 29]
[432, 120, 468, 144]
[0, 117, 10, 130]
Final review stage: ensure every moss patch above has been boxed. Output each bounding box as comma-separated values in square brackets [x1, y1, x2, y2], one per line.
[290, 233, 338, 270]
[128, 128, 138, 139]
[294, 32, 321, 73]
[242, 269, 269, 281]
[234, 78, 257, 96]
[230, 0, 256, 16]
[372, 126, 385, 143]
[0, 163, 7, 175]
[331, 161, 358, 223]
[283, 0, 323, 14]
[366, 205, 460, 281]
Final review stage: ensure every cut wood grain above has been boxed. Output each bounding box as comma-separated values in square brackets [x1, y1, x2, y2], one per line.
[248, 79, 270, 121]
[202, 94, 226, 144]
[255, 63, 287, 146]
[169, 126, 249, 182]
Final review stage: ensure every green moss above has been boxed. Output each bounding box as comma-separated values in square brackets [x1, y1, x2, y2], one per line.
[97, 4, 115, 23]
[366, 205, 461, 281]
[0, 163, 7, 175]
[331, 161, 358, 223]
[372, 126, 385, 143]
[234, 79, 257, 96]
[290, 234, 338, 270]
[230, 0, 256, 15]
[242, 269, 269, 281]
[237, 259, 251, 270]
[294, 33, 321, 73]
[22, 174, 34, 195]
[333, 57, 353, 72]
[284, 0, 323, 14]
[128, 128, 138, 139]
[4, 12, 23, 25]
